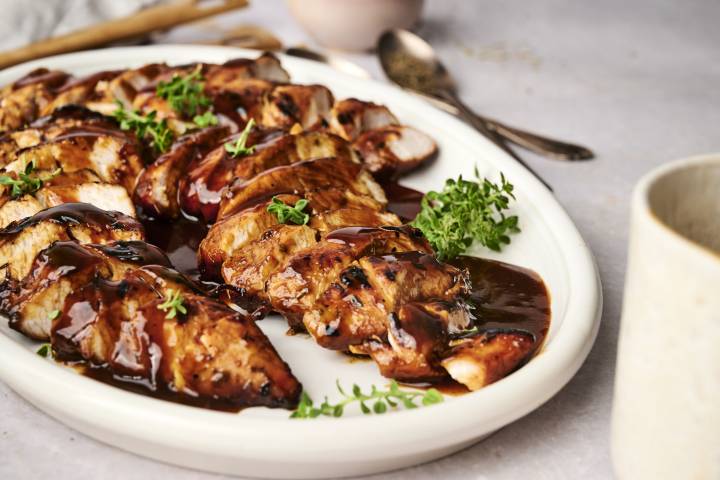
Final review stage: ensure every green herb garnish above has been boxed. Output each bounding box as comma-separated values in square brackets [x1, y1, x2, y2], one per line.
[0, 161, 61, 198]
[193, 110, 218, 128]
[453, 326, 480, 338]
[36, 343, 52, 358]
[157, 289, 187, 319]
[36, 313, 60, 357]
[224, 119, 256, 157]
[290, 380, 443, 419]
[411, 169, 519, 260]
[267, 196, 310, 225]
[112, 101, 174, 153]
[156, 66, 211, 118]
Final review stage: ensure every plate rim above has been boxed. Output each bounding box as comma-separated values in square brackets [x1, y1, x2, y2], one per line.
[0, 44, 602, 469]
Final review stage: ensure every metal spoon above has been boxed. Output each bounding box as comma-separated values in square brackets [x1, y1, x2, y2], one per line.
[377, 30, 594, 163]
[377, 31, 551, 190]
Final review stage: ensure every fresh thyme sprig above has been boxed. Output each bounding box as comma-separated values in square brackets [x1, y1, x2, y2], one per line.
[156, 66, 211, 118]
[157, 289, 187, 319]
[36, 343, 52, 358]
[112, 100, 174, 153]
[267, 196, 310, 225]
[225, 119, 256, 157]
[0, 161, 61, 198]
[290, 380, 443, 419]
[411, 169, 519, 260]
[193, 110, 218, 128]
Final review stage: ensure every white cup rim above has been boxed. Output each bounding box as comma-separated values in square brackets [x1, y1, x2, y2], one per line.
[633, 152, 720, 261]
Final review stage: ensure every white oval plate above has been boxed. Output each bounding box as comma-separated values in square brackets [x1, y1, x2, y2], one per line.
[0, 46, 602, 479]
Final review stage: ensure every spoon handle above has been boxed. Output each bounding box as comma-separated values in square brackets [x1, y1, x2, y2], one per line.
[437, 90, 554, 191]
[483, 118, 594, 161]
[414, 91, 593, 161]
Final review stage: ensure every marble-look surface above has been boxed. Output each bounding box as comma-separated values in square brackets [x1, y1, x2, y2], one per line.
[2, 0, 719, 478]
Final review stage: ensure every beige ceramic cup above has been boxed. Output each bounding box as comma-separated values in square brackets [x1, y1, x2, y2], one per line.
[612, 154, 720, 479]
[286, 0, 424, 51]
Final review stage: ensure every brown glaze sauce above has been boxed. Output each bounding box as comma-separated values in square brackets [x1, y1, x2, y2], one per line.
[0, 202, 141, 236]
[55, 70, 121, 93]
[53, 124, 131, 142]
[325, 224, 425, 246]
[44, 240, 105, 271]
[140, 216, 258, 315]
[12, 68, 70, 90]
[140, 183, 548, 405]
[400, 256, 550, 395]
[141, 216, 207, 280]
[39, 171, 548, 408]
[79, 365, 244, 412]
[180, 128, 285, 222]
[450, 255, 550, 349]
[30, 104, 109, 127]
[92, 240, 171, 266]
[380, 181, 425, 221]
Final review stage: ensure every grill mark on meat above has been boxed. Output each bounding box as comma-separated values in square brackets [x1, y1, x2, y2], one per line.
[339, 265, 370, 288]
[276, 93, 299, 119]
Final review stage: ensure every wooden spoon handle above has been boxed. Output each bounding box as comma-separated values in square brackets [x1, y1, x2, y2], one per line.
[0, 0, 249, 70]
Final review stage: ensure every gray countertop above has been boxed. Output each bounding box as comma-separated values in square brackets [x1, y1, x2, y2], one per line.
[2, 0, 719, 478]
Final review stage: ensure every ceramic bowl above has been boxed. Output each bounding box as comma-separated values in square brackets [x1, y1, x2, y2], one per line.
[286, 0, 424, 51]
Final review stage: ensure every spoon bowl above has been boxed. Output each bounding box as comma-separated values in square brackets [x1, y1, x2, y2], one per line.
[378, 29, 455, 95]
[377, 29, 594, 163]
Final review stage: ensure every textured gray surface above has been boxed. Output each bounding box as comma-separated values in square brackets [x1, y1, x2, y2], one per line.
[1, 0, 719, 478]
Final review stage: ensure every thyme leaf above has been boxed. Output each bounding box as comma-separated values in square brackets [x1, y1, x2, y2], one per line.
[156, 65, 211, 118]
[267, 196, 310, 225]
[411, 169, 519, 260]
[112, 101, 174, 153]
[224, 119, 256, 157]
[290, 380, 443, 419]
[193, 110, 218, 128]
[157, 289, 187, 320]
[36, 343, 52, 358]
[0, 161, 61, 198]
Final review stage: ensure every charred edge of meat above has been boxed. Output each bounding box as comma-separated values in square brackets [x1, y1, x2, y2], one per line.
[29, 104, 114, 128]
[0, 203, 143, 238]
[54, 70, 123, 93]
[11, 68, 71, 91]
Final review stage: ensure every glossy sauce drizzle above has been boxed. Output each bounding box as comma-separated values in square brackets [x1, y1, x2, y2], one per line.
[0, 202, 141, 236]
[141, 216, 208, 280]
[451, 256, 550, 349]
[403, 256, 551, 395]
[380, 181, 425, 221]
[73, 177, 550, 408]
